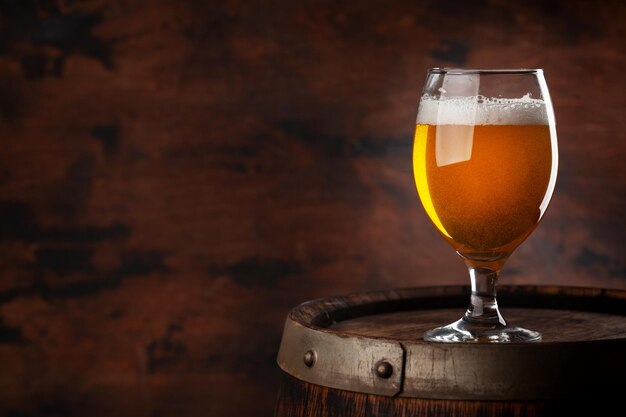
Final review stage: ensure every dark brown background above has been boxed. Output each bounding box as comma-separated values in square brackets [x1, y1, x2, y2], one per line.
[0, 0, 624, 416]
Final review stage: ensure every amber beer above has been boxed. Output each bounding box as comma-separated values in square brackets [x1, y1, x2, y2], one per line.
[413, 97, 556, 261]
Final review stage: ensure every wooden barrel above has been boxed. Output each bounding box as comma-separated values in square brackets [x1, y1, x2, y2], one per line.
[274, 286, 626, 417]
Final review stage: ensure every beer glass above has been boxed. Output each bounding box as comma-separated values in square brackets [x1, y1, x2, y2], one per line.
[413, 68, 558, 342]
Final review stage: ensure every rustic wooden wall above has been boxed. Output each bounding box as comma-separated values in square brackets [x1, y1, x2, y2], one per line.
[0, 0, 624, 416]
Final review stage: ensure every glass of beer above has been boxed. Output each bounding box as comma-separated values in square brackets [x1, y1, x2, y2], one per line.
[413, 68, 558, 342]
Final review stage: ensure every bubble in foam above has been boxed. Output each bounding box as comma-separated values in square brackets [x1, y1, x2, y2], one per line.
[416, 94, 549, 126]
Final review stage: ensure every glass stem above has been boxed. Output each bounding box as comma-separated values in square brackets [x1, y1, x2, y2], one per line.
[463, 266, 506, 326]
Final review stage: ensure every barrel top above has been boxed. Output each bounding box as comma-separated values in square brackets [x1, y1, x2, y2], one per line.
[330, 307, 626, 342]
[277, 285, 626, 400]
[290, 285, 626, 342]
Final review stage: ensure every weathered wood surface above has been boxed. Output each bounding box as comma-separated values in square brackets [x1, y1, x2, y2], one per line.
[290, 285, 626, 332]
[290, 285, 626, 342]
[275, 372, 609, 417]
[331, 307, 626, 342]
[0, 0, 624, 416]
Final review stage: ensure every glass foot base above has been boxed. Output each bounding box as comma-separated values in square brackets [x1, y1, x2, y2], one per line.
[423, 318, 542, 343]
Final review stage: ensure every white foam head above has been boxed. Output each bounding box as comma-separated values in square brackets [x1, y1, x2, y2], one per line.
[416, 94, 549, 125]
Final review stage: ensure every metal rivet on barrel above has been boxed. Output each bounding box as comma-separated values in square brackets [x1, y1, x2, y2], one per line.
[303, 350, 316, 368]
[374, 360, 393, 379]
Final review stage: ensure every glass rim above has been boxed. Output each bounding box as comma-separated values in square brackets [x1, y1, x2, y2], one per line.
[428, 68, 543, 75]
